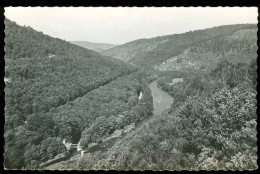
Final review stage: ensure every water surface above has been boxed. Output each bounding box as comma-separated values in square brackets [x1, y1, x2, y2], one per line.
[149, 80, 173, 115]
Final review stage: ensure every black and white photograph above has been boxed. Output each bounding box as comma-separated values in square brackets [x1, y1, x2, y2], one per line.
[3, 7, 258, 170]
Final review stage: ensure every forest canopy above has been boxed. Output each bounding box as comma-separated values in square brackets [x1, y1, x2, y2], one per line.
[46, 24, 257, 170]
[4, 19, 148, 169]
[4, 18, 257, 170]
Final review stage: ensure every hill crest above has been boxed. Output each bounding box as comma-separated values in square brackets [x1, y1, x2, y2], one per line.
[70, 41, 117, 53]
[102, 24, 257, 69]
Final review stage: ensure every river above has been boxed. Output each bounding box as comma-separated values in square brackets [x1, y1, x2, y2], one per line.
[149, 79, 173, 115]
[45, 79, 173, 169]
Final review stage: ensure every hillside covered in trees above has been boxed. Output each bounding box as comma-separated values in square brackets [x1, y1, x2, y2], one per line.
[4, 19, 153, 169]
[46, 24, 257, 170]
[103, 24, 257, 69]
[4, 17, 257, 170]
[47, 50, 257, 171]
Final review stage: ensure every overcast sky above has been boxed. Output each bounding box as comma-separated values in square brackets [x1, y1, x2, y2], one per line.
[5, 7, 258, 45]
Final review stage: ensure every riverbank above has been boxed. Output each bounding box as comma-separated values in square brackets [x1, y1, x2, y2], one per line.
[45, 79, 173, 169]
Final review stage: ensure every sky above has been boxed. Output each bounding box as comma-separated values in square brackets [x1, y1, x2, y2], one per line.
[5, 7, 258, 45]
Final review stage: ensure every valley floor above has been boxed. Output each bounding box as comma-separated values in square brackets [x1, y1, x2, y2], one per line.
[44, 79, 173, 169]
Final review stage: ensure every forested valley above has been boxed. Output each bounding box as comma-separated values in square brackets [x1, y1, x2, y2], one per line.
[4, 19, 153, 169]
[4, 18, 257, 170]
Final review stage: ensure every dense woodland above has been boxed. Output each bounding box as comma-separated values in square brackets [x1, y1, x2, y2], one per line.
[4, 19, 257, 170]
[49, 52, 257, 170]
[4, 19, 153, 169]
[47, 24, 257, 170]
[103, 24, 256, 68]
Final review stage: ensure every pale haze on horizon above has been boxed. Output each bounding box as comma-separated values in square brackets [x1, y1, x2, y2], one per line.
[5, 7, 258, 45]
